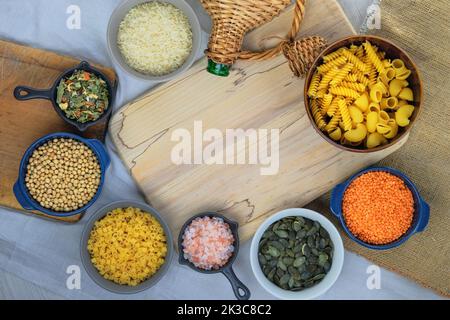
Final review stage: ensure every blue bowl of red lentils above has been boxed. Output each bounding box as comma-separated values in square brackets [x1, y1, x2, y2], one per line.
[330, 166, 430, 250]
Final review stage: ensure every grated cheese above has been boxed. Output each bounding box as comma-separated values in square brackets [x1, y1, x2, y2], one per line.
[117, 1, 193, 76]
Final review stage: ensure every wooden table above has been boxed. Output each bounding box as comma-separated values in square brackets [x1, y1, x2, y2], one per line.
[3, 0, 437, 300]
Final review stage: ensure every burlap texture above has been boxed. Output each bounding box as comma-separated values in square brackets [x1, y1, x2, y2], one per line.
[307, 0, 450, 297]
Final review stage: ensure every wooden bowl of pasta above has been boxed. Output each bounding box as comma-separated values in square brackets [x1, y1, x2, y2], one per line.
[304, 35, 423, 153]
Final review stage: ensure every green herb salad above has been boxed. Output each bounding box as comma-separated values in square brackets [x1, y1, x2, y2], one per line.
[56, 70, 109, 123]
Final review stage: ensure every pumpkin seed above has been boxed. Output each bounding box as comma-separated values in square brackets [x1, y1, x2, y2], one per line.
[258, 216, 334, 292]
[282, 257, 294, 266]
[293, 245, 302, 253]
[319, 238, 327, 249]
[307, 236, 315, 248]
[293, 221, 302, 232]
[274, 230, 289, 238]
[319, 227, 329, 238]
[279, 238, 290, 248]
[306, 264, 317, 274]
[288, 230, 296, 241]
[302, 244, 311, 256]
[268, 246, 280, 257]
[297, 264, 306, 273]
[288, 276, 295, 288]
[287, 265, 297, 275]
[295, 216, 305, 224]
[312, 273, 326, 281]
[263, 265, 271, 275]
[269, 259, 277, 268]
[279, 274, 290, 286]
[288, 239, 295, 248]
[277, 259, 287, 271]
[300, 271, 311, 280]
[269, 241, 285, 251]
[276, 268, 285, 278]
[293, 256, 306, 267]
[308, 256, 318, 264]
[306, 226, 317, 236]
[268, 268, 276, 281]
[259, 238, 268, 248]
[315, 237, 320, 248]
[274, 274, 280, 283]
[263, 230, 274, 239]
[296, 230, 306, 239]
[258, 254, 267, 265]
[305, 220, 313, 230]
[278, 223, 289, 230]
[286, 248, 295, 258]
[318, 253, 329, 266]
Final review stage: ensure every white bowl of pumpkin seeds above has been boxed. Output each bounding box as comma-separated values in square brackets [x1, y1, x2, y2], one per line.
[250, 208, 344, 300]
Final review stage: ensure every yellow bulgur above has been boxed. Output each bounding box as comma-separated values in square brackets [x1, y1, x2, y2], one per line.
[87, 207, 167, 286]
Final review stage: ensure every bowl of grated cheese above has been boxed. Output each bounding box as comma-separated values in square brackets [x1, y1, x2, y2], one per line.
[107, 0, 201, 82]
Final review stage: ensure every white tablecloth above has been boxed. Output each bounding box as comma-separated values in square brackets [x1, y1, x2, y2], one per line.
[0, 0, 442, 299]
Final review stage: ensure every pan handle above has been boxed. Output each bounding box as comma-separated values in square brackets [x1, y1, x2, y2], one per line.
[77, 60, 91, 69]
[221, 266, 251, 300]
[14, 86, 53, 101]
[13, 181, 34, 210]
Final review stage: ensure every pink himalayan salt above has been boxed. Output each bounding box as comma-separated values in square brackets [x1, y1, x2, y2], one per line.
[182, 216, 235, 270]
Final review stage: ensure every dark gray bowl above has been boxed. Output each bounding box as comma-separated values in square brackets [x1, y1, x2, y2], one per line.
[14, 61, 115, 132]
[178, 212, 251, 300]
[107, 0, 202, 82]
[80, 200, 174, 294]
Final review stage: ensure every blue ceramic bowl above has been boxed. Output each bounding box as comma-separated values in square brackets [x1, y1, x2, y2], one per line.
[13, 132, 110, 218]
[330, 166, 430, 250]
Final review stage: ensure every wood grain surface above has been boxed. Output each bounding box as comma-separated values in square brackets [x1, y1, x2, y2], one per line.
[0, 39, 117, 222]
[109, 0, 407, 242]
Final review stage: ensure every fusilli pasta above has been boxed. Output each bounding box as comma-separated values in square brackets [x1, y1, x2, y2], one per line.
[307, 40, 415, 149]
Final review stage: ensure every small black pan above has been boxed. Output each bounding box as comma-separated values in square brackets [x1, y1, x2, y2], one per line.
[178, 212, 251, 300]
[14, 61, 115, 132]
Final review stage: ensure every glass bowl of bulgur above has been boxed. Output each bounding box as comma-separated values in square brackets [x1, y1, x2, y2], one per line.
[80, 201, 174, 294]
[330, 166, 430, 250]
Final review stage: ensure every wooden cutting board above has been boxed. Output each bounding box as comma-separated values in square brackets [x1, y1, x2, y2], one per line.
[109, 0, 407, 241]
[0, 39, 117, 222]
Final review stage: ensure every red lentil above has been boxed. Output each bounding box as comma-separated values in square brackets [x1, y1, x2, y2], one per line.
[342, 171, 414, 245]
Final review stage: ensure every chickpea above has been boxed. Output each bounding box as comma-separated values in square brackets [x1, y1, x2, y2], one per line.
[25, 138, 101, 212]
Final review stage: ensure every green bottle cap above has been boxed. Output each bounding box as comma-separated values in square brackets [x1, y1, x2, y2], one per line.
[207, 59, 230, 77]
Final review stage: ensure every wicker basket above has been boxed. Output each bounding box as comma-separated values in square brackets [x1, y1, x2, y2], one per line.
[201, 0, 327, 77]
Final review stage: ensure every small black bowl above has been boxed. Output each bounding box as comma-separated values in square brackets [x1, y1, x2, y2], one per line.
[178, 212, 251, 300]
[14, 61, 115, 132]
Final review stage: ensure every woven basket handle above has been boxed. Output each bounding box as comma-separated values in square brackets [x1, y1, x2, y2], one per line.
[238, 0, 306, 60]
[238, 0, 327, 77]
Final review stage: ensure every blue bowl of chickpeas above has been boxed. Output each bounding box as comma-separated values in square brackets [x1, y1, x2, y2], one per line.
[304, 35, 423, 153]
[13, 132, 110, 218]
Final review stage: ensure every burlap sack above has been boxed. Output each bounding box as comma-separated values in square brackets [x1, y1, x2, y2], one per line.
[307, 0, 450, 297]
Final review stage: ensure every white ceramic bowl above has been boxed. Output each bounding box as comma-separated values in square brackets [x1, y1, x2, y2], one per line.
[250, 208, 344, 300]
[107, 0, 202, 82]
